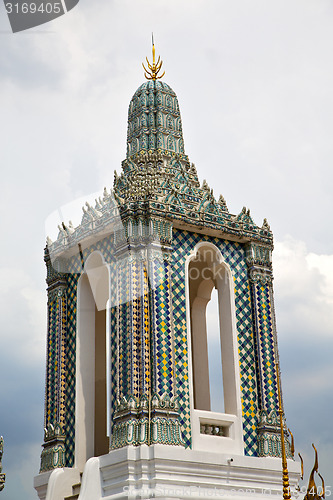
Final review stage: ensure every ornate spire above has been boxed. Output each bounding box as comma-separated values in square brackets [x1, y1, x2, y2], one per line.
[142, 34, 165, 81]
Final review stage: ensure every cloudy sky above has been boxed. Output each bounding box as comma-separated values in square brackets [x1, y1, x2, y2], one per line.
[0, 0, 332, 498]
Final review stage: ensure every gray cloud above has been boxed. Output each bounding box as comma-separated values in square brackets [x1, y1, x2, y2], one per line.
[0, 1, 332, 498]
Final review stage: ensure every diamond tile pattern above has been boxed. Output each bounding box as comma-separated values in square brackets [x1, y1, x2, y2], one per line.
[141, 265, 151, 393]
[46, 299, 57, 425]
[64, 237, 115, 466]
[117, 255, 131, 398]
[45, 292, 67, 429]
[130, 259, 142, 397]
[251, 282, 278, 411]
[65, 273, 79, 466]
[150, 259, 174, 396]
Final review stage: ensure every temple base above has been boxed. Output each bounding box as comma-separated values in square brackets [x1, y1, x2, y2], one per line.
[34, 468, 80, 500]
[34, 444, 301, 500]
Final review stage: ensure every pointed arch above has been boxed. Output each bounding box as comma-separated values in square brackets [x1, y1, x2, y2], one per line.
[166, 94, 172, 109]
[140, 112, 147, 127]
[167, 135, 174, 151]
[139, 134, 147, 151]
[157, 132, 164, 149]
[167, 114, 174, 130]
[156, 111, 163, 126]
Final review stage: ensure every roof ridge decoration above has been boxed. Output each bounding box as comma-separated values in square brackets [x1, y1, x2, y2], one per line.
[218, 194, 229, 213]
[47, 153, 273, 257]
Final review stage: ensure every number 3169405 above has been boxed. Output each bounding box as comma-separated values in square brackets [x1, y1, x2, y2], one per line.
[5, 3, 62, 14]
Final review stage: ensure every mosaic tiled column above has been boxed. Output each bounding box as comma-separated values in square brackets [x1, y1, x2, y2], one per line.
[149, 252, 176, 399]
[110, 218, 184, 449]
[40, 249, 67, 472]
[246, 242, 292, 459]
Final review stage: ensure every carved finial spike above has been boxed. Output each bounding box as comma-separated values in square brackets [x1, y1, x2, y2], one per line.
[298, 453, 304, 480]
[190, 163, 197, 173]
[288, 428, 295, 456]
[263, 218, 271, 231]
[202, 179, 209, 190]
[304, 444, 319, 499]
[218, 194, 226, 205]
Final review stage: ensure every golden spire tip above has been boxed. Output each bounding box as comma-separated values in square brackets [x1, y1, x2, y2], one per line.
[142, 35, 165, 81]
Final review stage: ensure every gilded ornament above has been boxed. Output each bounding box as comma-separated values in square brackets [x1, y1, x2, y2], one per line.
[142, 35, 165, 81]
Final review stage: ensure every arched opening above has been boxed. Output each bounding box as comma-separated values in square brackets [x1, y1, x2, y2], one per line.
[206, 288, 224, 414]
[187, 243, 244, 454]
[75, 252, 110, 470]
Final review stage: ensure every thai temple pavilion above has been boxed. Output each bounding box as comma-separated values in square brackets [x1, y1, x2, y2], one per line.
[34, 45, 301, 500]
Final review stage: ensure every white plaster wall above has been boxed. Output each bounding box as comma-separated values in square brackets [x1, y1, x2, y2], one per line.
[76, 273, 95, 471]
[94, 445, 301, 500]
[75, 251, 110, 470]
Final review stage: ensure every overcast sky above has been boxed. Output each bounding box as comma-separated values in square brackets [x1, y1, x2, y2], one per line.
[0, 1, 332, 498]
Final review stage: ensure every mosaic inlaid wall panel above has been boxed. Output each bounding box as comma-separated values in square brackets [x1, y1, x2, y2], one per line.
[45, 293, 66, 428]
[63, 236, 117, 466]
[171, 229, 260, 456]
[250, 282, 278, 412]
[149, 258, 175, 398]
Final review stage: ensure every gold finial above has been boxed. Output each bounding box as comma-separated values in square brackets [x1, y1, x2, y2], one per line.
[142, 33, 165, 81]
[298, 453, 304, 480]
[303, 444, 325, 500]
[275, 361, 292, 499]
